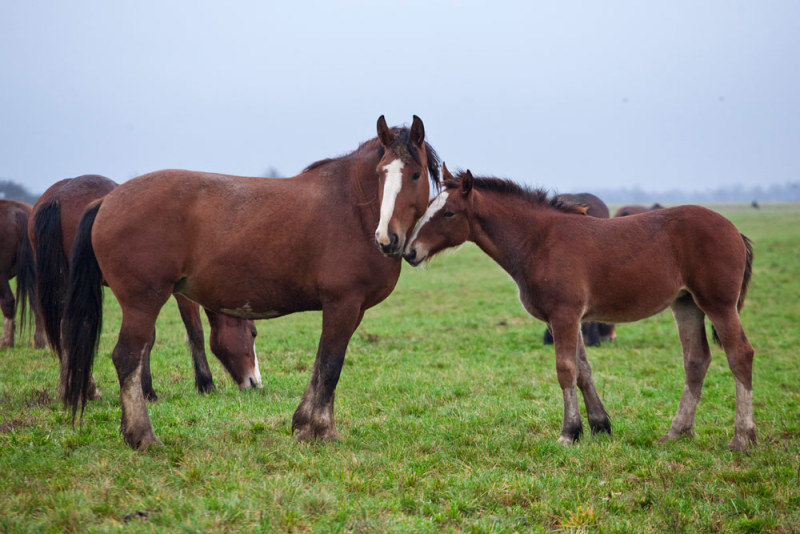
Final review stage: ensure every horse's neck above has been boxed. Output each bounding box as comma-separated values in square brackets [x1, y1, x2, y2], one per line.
[470, 193, 549, 279]
[341, 153, 381, 230]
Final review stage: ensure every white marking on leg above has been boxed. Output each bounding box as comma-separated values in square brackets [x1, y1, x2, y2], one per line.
[407, 190, 449, 249]
[734, 379, 755, 434]
[667, 384, 700, 438]
[375, 159, 405, 245]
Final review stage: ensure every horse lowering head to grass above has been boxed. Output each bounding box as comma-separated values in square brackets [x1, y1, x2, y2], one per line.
[404, 165, 756, 451]
[29, 175, 261, 401]
[62, 116, 440, 449]
[0, 200, 46, 349]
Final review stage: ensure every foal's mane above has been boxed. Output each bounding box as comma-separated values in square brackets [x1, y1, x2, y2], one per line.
[303, 127, 441, 190]
[446, 173, 587, 215]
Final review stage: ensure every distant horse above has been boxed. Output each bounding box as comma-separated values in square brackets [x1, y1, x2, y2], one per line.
[404, 165, 756, 451]
[614, 203, 663, 218]
[29, 174, 261, 400]
[63, 116, 440, 449]
[0, 200, 46, 348]
[546, 192, 615, 346]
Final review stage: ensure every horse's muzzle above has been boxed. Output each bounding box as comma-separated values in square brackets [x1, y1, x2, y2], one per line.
[376, 232, 402, 257]
[403, 247, 424, 266]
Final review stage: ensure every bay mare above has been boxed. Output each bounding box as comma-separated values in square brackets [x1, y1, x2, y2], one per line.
[29, 175, 261, 401]
[0, 200, 45, 348]
[63, 116, 440, 449]
[404, 166, 756, 451]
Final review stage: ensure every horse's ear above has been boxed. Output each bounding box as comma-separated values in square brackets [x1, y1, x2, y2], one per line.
[410, 115, 425, 147]
[377, 115, 395, 147]
[442, 162, 454, 181]
[462, 170, 474, 195]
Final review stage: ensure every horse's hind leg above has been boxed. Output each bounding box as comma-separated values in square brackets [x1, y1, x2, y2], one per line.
[576, 334, 611, 434]
[706, 308, 756, 451]
[0, 278, 16, 348]
[661, 295, 711, 442]
[140, 329, 158, 402]
[113, 306, 164, 449]
[550, 318, 584, 444]
[175, 295, 216, 393]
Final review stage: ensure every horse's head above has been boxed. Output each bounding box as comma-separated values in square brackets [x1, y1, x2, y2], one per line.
[208, 315, 262, 389]
[404, 164, 473, 266]
[374, 115, 433, 257]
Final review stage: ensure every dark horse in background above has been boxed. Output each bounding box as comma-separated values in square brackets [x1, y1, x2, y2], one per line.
[405, 166, 756, 451]
[614, 203, 664, 218]
[63, 116, 440, 449]
[544, 192, 616, 347]
[29, 174, 261, 400]
[0, 200, 46, 349]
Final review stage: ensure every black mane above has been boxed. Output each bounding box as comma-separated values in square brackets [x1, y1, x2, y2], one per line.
[303, 127, 441, 190]
[446, 173, 587, 215]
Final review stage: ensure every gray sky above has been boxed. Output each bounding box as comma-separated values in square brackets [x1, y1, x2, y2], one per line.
[2, 1, 798, 195]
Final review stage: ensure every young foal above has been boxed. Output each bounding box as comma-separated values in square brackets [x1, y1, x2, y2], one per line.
[63, 116, 439, 449]
[29, 175, 261, 398]
[404, 166, 756, 451]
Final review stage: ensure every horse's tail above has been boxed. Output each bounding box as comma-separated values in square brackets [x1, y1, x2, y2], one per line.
[32, 200, 69, 355]
[712, 233, 754, 346]
[63, 200, 104, 420]
[14, 210, 37, 339]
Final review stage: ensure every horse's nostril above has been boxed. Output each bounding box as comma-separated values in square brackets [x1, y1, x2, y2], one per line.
[390, 233, 399, 248]
[405, 248, 417, 261]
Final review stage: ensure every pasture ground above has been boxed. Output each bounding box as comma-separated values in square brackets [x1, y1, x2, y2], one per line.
[1, 204, 799, 532]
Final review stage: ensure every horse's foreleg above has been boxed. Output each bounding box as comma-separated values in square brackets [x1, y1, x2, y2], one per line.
[662, 296, 711, 443]
[175, 295, 215, 394]
[0, 278, 16, 348]
[707, 309, 756, 451]
[113, 308, 162, 450]
[292, 300, 364, 442]
[576, 334, 610, 434]
[550, 318, 583, 445]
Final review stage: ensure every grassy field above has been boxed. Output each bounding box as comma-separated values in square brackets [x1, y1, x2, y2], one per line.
[1, 204, 798, 532]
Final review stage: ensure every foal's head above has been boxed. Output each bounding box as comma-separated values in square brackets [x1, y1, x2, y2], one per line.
[404, 164, 474, 266]
[374, 115, 435, 257]
[208, 315, 262, 389]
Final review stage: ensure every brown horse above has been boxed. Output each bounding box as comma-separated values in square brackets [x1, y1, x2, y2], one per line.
[404, 166, 756, 451]
[29, 174, 261, 400]
[614, 203, 663, 218]
[0, 200, 46, 348]
[62, 116, 440, 449]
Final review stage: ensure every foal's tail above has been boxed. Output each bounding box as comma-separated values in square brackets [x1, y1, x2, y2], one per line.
[32, 200, 69, 356]
[14, 211, 37, 339]
[63, 201, 104, 420]
[712, 233, 754, 346]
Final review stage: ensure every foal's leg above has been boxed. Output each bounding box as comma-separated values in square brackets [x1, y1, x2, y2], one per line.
[550, 318, 583, 444]
[661, 295, 711, 442]
[706, 308, 757, 451]
[292, 300, 364, 442]
[0, 278, 16, 348]
[175, 295, 216, 394]
[575, 334, 611, 434]
[113, 307, 163, 449]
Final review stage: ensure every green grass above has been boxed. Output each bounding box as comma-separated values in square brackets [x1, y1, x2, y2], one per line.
[1, 203, 799, 532]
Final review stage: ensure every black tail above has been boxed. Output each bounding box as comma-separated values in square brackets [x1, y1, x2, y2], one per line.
[712, 233, 754, 346]
[14, 211, 37, 340]
[32, 200, 69, 355]
[63, 201, 104, 420]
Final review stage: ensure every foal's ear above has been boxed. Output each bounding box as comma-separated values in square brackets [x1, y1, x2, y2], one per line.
[410, 115, 425, 146]
[377, 115, 395, 147]
[442, 161, 454, 181]
[461, 170, 474, 195]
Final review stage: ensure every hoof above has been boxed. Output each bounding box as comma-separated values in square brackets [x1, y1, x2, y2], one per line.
[728, 429, 757, 452]
[143, 389, 159, 402]
[589, 418, 612, 435]
[195, 380, 216, 395]
[122, 428, 163, 450]
[557, 435, 577, 446]
[293, 424, 341, 443]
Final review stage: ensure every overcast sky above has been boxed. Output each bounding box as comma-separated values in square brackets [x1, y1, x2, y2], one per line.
[2, 1, 798, 196]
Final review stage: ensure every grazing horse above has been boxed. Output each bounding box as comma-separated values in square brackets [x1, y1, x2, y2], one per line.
[404, 166, 756, 451]
[0, 200, 46, 348]
[29, 174, 261, 399]
[614, 203, 663, 218]
[63, 116, 440, 449]
[546, 192, 615, 346]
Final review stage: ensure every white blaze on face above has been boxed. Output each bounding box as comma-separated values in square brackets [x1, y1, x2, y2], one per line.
[252, 342, 262, 387]
[407, 190, 449, 250]
[375, 158, 405, 245]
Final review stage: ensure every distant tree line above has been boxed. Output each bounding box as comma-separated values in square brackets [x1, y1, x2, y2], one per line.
[588, 182, 800, 205]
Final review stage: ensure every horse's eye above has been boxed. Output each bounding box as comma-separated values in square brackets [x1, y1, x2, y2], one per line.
[251, 330, 257, 338]
[412, 172, 421, 181]
[443, 211, 455, 218]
